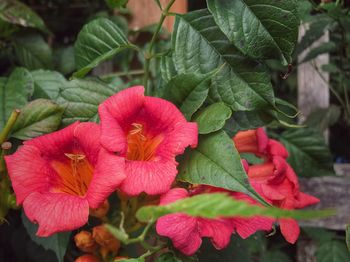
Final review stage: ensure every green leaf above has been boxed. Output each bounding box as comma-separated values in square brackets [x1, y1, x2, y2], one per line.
[0, 68, 33, 130]
[160, 54, 177, 84]
[106, 0, 128, 8]
[74, 18, 136, 78]
[303, 227, 337, 244]
[207, 0, 299, 65]
[135, 192, 333, 223]
[178, 130, 267, 204]
[13, 33, 53, 70]
[316, 240, 350, 262]
[31, 70, 67, 100]
[194, 102, 232, 134]
[53, 46, 76, 75]
[22, 212, 70, 262]
[155, 253, 182, 262]
[11, 99, 64, 140]
[57, 78, 118, 126]
[162, 73, 211, 120]
[261, 251, 292, 262]
[301, 42, 337, 63]
[304, 105, 341, 132]
[278, 128, 335, 177]
[0, 0, 49, 33]
[172, 9, 275, 111]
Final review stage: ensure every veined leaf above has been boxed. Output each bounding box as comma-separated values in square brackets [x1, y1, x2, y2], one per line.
[278, 128, 335, 177]
[207, 0, 299, 64]
[178, 130, 267, 204]
[162, 73, 211, 120]
[194, 102, 232, 134]
[31, 70, 67, 100]
[0, 68, 33, 130]
[57, 78, 119, 126]
[74, 18, 137, 78]
[172, 9, 275, 111]
[22, 212, 69, 262]
[13, 33, 53, 70]
[315, 240, 350, 262]
[0, 0, 49, 33]
[136, 192, 333, 223]
[11, 99, 64, 140]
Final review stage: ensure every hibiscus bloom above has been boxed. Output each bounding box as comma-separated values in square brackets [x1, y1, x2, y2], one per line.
[5, 122, 125, 236]
[233, 128, 319, 244]
[98, 86, 198, 196]
[156, 187, 273, 255]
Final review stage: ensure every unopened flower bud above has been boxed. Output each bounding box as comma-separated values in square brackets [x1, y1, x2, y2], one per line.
[74, 231, 96, 253]
[90, 200, 110, 218]
[92, 225, 120, 254]
[75, 254, 100, 262]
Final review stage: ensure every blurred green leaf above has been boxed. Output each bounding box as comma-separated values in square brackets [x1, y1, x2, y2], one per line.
[136, 192, 333, 223]
[301, 42, 337, 63]
[106, 0, 128, 8]
[261, 250, 292, 262]
[194, 102, 232, 134]
[11, 99, 64, 140]
[346, 224, 350, 251]
[0, 68, 33, 130]
[13, 33, 53, 70]
[0, 0, 49, 33]
[53, 46, 76, 75]
[74, 18, 137, 78]
[304, 105, 341, 132]
[207, 0, 299, 65]
[316, 240, 350, 262]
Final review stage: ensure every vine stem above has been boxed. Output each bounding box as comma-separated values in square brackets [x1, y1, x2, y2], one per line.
[142, 0, 176, 95]
[0, 109, 20, 144]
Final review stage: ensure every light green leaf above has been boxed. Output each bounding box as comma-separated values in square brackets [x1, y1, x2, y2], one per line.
[278, 128, 335, 177]
[31, 70, 67, 100]
[57, 78, 118, 126]
[0, 0, 49, 33]
[0, 68, 33, 130]
[316, 240, 350, 262]
[178, 130, 267, 204]
[194, 102, 232, 134]
[74, 18, 137, 78]
[22, 212, 70, 262]
[13, 33, 53, 70]
[207, 0, 299, 64]
[172, 9, 275, 111]
[11, 99, 64, 140]
[136, 192, 333, 223]
[162, 73, 211, 120]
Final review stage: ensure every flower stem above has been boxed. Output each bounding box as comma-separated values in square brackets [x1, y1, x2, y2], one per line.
[0, 109, 20, 144]
[142, 0, 176, 95]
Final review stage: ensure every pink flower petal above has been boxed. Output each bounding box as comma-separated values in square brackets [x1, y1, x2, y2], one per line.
[279, 218, 300, 244]
[86, 149, 126, 208]
[267, 139, 289, 158]
[198, 218, 233, 249]
[23, 192, 89, 236]
[295, 192, 320, 208]
[159, 188, 189, 204]
[121, 160, 178, 195]
[5, 145, 50, 204]
[156, 214, 201, 256]
[231, 216, 274, 239]
[261, 184, 286, 201]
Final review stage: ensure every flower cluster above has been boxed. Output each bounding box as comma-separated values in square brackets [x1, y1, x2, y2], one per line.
[5, 87, 319, 258]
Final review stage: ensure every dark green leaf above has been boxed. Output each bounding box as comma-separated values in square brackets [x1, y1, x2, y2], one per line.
[0, 0, 49, 33]
[106, 0, 128, 8]
[22, 212, 70, 262]
[301, 42, 337, 63]
[346, 224, 350, 251]
[136, 192, 333, 223]
[178, 130, 267, 204]
[194, 102, 232, 134]
[57, 78, 118, 126]
[31, 70, 67, 100]
[303, 227, 337, 244]
[279, 128, 335, 177]
[261, 251, 292, 262]
[53, 46, 76, 75]
[160, 55, 177, 84]
[172, 9, 275, 111]
[304, 105, 341, 132]
[162, 73, 211, 120]
[0, 68, 33, 130]
[13, 33, 53, 70]
[316, 240, 350, 262]
[74, 18, 136, 78]
[11, 99, 64, 140]
[156, 253, 181, 262]
[207, 0, 299, 64]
